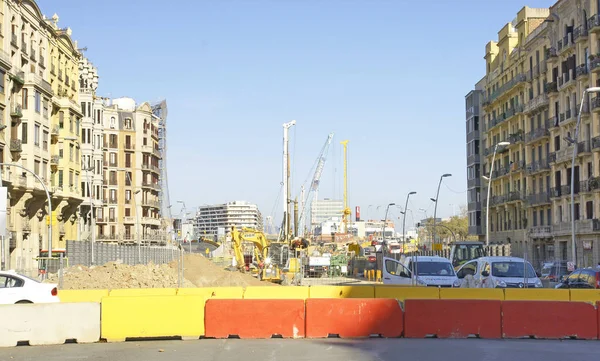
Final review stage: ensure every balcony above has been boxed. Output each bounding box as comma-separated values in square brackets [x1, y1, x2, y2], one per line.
[9, 71, 24, 87]
[527, 192, 551, 206]
[524, 94, 549, 114]
[574, 25, 589, 42]
[525, 159, 551, 175]
[526, 126, 550, 144]
[558, 70, 575, 90]
[10, 139, 22, 153]
[576, 64, 589, 78]
[467, 177, 481, 188]
[545, 81, 558, 93]
[555, 145, 574, 163]
[483, 73, 526, 106]
[124, 142, 135, 150]
[578, 140, 591, 155]
[467, 153, 480, 165]
[558, 33, 574, 54]
[489, 194, 507, 206]
[528, 225, 552, 238]
[10, 104, 22, 119]
[592, 57, 600, 73]
[545, 47, 558, 61]
[581, 177, 600, 192]
[553, 219, 600, 236]
[589, 15, 600, 33]
[50, 155, 59, 165]
[507, 190, 525, 202]
[25, 73, 53, 96]
[507, 132, 524, 144]
[124, 217, 135, 223]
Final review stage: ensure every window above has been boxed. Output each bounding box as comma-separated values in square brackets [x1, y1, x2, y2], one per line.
[43, 130, 48, 150]
[125, 153, 131, 167]
[42, 161, 47, 179]
[125, 208, 131, 217]
[75, 118, 79, 136]
[34, 160, 40, 175]
[109, 152, 117, 166]
[69, 144, 73, 161]
[69, 113, 73, 132]
[21, 88, 28, 109]
[385, 260, 409, 278]
[69, 171, 73, 187]
[110, 117, 115, 129]
[0, 69, 5, 93]
[124, 118, 132, 129]
[34, 123, 40, 146]
[125, 190, 131, 202]
[126, 172, 132, 186]
[34, 91, 40, 113]
[80, 102, 85, 116]
[58, 170, 63, 187]
[43, 99, 48, 118]
[21, 122, 27, 144]
[59, 111, 64, 128]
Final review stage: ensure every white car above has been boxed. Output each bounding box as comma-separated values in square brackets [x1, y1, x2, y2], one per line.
[0, 270, 60, 304]
[454, 256, 543, 288]
[382, 255, 458, 287]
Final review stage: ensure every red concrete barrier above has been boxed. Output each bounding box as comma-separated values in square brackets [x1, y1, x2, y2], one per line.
[503, 301, 597, 339]
[305, 298, 403, 338]
[404, 299, 501, 338]
[204, 299, 305, 338]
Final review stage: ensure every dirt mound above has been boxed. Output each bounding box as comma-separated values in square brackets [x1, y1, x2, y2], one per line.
[46, 253, 276, 289]
[179, 254, 276, 287]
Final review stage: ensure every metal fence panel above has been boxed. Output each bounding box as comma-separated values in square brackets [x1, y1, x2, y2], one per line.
[65, 241, 176, 267]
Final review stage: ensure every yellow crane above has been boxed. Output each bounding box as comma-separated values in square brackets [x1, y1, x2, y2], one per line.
[340, 140, 351, 233]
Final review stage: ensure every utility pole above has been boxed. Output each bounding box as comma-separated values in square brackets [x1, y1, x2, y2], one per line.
[340, 140, 350, 233]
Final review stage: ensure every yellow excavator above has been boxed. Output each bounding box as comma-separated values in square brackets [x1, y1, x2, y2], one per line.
[229, 226, 284, 284]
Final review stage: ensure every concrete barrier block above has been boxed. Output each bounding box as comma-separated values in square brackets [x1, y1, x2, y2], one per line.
[374, 286, 439, 301]
[0, 303, 100, 347]
[108, 288, 177, 297]
[101, 295, 204, 342]
[570, 290, 600, 303]
[59, 289, 109, 303]
[244, 286, 309, 299]
[309, 285, 375, 298]
[177, 287, 245, 300]
[504, 289, 569, 301]
[439, 288, 504, 300]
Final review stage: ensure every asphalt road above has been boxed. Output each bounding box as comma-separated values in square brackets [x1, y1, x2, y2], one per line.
[2, 339, 600, 361]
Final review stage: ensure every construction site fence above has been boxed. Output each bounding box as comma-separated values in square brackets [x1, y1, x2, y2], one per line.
[66, 240, 178, 268]
[401, 243, 512, 259]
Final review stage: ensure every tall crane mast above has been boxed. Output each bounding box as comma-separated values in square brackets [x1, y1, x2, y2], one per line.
[282, 120, 296, 241]
[298, 132, 334, 235]
[340, 140, 351, 234]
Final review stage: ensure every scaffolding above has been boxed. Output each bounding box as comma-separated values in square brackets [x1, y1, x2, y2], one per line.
[152, 100, 172, 244]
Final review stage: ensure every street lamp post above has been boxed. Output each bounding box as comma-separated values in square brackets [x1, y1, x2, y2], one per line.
[431, 174, 451, 252]
[570, 87, 600, 265]
[382, 203, 395, 244]
[484, 141, 511, 246]
[402, 192, 417, 252]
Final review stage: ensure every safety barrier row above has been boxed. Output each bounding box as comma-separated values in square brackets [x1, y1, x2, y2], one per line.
[3, 298, 600, 346]
[57, 286, 600, 303]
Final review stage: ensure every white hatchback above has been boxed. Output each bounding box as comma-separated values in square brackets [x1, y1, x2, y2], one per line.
[0, 270, 60, 304]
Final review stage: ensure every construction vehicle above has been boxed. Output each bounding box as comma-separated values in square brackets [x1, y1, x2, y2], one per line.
[229, 226, 283, 284]
[449, 241, 486, 270]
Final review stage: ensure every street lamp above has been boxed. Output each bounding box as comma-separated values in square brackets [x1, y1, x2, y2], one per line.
[483, 141, 510, 246]
[431, 173, 452, 251]
[382, 203, 395, 244]
[402, 192, 417, 252]
[569, 87, 600, 265]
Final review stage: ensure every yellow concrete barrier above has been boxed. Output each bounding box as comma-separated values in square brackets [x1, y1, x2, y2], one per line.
[439, 288, 504, 300]
[109, 288, 177, 297]
[570, 289, 600, 303]
[177, 287, 245, 300]
[504, 288, 569, 301]
[101, 295, 204, 342]
[244, 286, 309, 299]
[309, 285, 375, 298]
[374, 286, 439, 301]
[58, 289, 109, 303]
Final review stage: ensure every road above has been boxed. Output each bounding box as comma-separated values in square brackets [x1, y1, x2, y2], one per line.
[2, 339, 599, 360]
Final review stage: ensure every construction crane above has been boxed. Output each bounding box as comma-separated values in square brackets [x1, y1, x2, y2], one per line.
[340, 140, 351, 234]
[298, 132, 334, 235]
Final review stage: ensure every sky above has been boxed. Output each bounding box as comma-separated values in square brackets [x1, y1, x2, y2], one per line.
[39, 0, 555, 230]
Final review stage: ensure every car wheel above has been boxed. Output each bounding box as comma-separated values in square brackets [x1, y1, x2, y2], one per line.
[15, 300, 32, 304]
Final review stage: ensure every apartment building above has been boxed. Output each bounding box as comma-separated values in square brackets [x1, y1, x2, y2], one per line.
[465, 78, 486, 240]
[469, 1, 600, 268]
[194, 201, 263, 237]
[96, 97, 164, 245]
[78, 57, 102, 241]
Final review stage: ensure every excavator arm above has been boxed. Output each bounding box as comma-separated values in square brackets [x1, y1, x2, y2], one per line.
[230, 226, 272, 269]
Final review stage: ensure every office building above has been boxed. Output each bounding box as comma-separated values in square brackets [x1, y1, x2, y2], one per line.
[310, 198, 343, 230]
[465, 78, 485, 239]
[194, 201, 263, 236]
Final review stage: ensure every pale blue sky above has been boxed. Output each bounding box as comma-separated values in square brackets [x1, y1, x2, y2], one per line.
[40, 0, 554, 228]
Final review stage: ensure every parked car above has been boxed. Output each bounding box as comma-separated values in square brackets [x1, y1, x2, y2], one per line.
[454, 256, 543, 288]
[0, 270, 60, 304]
[382, 255, 458, 287]
[555, 267, 600, 289]
[540, 261, 571, 288]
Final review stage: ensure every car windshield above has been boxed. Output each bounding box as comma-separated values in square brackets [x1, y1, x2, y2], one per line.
[492, 261, 537, 278]
[414, 261, 456, 276]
